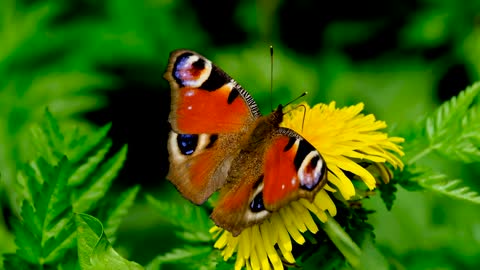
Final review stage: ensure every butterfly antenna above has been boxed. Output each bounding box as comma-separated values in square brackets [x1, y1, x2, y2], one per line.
[282, 92, 308, 131]
[283, 91, 308, 108]
[270, 45, 274, 111]
[298, 104, 307, 132]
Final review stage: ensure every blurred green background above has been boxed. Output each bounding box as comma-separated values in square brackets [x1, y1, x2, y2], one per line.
[1, 0, 480, 269]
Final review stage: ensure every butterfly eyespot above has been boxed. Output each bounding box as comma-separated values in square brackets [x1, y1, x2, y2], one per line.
[173, 53, 211, 88]
[299, 152, 326, 191]
[177, 134, 199, 155]
[250, 192, 265, 212]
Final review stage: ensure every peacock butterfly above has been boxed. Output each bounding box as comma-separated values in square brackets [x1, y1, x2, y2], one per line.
[164, 50, 327, 236]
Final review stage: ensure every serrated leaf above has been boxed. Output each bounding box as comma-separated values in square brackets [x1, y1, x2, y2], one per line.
[12, 157, 76, 265]
[68, 140, 112, 186]
[67, 123, 112, 164]
[145, 247, 212, 270]
[73, 145, 128, 213]
[417, 173, 480, 204]
[100, 185, 140, 244]
[29, 109, 65, 165]
[407, 82, 480, 164]
[42, 219, 77, 263]
[377, 180, 397, 210]
[146, 195, 211, 242]
[30, 111, 114, 169]
[10, 213, 41, 264]
[75, 213, 143, 270]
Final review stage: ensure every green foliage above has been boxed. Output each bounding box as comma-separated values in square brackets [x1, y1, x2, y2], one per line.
[406, 82, 480, 164]
[76, 213, 142, 270]
[145, 196, 222, 269]
[377, 180, 397, 211]
[3, 111, 139, 269]
[0, 0, 113, 214]
[10, 157, 74, 265]
[146, 247, 213, 270]
[396, 166, 480, 204]
[146, 195, 212, 243]
[392, 83, 480, 206]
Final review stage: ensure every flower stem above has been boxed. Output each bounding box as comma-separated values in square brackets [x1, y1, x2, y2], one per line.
[321, 214, 361, 268]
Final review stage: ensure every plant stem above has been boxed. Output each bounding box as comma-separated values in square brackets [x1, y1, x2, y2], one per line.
[321, 214, 361, 268]
[406, 145, 437, 165]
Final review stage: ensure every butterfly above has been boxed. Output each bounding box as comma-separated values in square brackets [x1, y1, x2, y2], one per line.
[164, 50, 327, 236]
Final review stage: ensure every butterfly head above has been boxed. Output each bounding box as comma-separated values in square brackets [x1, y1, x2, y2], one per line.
[269, 104, 284, 126]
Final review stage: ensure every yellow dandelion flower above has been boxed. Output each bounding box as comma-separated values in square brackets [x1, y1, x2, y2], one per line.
[212, 101, 405, 270]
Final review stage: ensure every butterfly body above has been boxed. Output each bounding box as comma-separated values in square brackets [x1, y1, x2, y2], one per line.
[165, 50, 327, 236]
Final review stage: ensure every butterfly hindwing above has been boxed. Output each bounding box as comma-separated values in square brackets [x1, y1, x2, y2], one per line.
[210, 128, 327, 236]
[262, 128, 327, 211]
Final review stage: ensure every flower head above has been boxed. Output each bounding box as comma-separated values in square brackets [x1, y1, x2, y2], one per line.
[212, 101, 404, 270]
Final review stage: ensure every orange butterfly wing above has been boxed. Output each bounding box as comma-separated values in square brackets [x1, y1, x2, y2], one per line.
[165, 50, 260, 204]
[262, 128, 328, 211]
[166, 50, 260, 134]
[210, 127, 327, 236]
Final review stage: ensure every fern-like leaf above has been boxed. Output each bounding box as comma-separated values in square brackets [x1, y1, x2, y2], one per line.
[11, 157, 76, 265]
[407, 82, 480, 164]
[145, 247, 213, 270]
[72, 145, 128, 213]
[416, 172, 480, 204]
[146, 195, 212, 242]
[5, 110, 137, 269]
[96, 185, 141, 244]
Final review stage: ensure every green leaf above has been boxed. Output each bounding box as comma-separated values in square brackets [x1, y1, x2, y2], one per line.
[0, 0, 113, 213]
[67, 139, 112, 186]
[67, 123, 112, 164]
[406, 82, 480, 164]
[30, 110, 113, 170]
[7, 110, 133, 268]
[2, 253, 36, 270]
[12, 157, 76, 265]
[29, 109, 65, 165]
[73, 145, 128, 213]
[415, 172, 480, 204]
[75, 213, 143, 270]
[145, 247, 212, 270]
[97, 185, 141, 244]
[377, 180, 397, 211]
[146, 195, 212, 242]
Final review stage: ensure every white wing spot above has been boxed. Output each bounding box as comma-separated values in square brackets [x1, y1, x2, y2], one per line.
[185, 89, 195, 97]
[298, 151, 323, 189]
